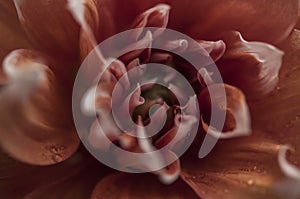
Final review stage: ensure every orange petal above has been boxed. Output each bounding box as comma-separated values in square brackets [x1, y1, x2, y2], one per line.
[90, 173, 199, 199]
[181, 133, 286, 199]
[0, 49, 80, 165]
[216, 31, 284, 99]
[13, 0, 80, 57]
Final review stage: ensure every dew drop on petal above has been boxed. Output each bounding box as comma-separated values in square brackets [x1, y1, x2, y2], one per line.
[52, 154, 63, 163]
[247, 179, 254, 185]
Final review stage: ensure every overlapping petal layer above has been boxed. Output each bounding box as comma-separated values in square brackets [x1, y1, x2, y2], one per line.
[0, 49, 80, 165]
[108, 0, 298, 44]
[13, 0, 80, 57]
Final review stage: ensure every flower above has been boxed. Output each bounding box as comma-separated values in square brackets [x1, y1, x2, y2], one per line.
[0, 0, 300, 198]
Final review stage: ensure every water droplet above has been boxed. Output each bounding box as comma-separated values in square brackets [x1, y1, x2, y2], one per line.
[52, 154, 63, 163]
[224, 189, 229, 193]
[247, 179, 254, 185]
[276, 86, 281, 90]
[253, 166, 257, 171]
[59, 146, 66, 151]
[50, 146, 58, 154]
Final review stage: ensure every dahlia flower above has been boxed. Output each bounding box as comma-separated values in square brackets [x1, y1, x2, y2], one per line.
[0, 0, 300, 199]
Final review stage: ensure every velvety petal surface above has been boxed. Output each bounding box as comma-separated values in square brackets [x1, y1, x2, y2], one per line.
[13, 0, 80, 57]
[181, 133, 285, 199]
[0, 0, 30, 82]
[90, 173, 199, 199]
[107, 0, 298, 44]
[215, 31, 283, 99]
[67, 0, 115, 61]
[0, 146, 102, 199]
[21, 147, 112, 199]
[250, 29, 300, 166]
[0, 49, 80, 165]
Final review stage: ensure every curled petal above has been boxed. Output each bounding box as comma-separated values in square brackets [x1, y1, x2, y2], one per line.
[189, 40, 226, 62]
[81, 82, 113, 115]
[88, 116, 121, 151]
[119, 30, 153, 64]
[0, 49, 80, 165]
[155, 113, 198, 149]
[68, 0, 115, 61]
[198, 84, 251, 139]
[197, 68, 214, 87]
[131, 4, 170, 39]
[150, 52, 173, 64]
[278, 146, 300, 179]
[90, 173, 199, 199]
[68, 0, 110, 83]
[273, 146, 300, 199]
[162, 39, 189, 53]
[14, 0, 80, 57]
[217, 31, 284, 99]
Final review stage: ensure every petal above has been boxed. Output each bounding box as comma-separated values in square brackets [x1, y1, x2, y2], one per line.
[0, 49, 80, 165]
[198, 84, 251, 139]
[170, 0, 298, 44]
[0, 1, 30, 57]
[216, 31, 284, 99]
[0, 147, 98, 198]
[22, 149, 111, 199]
[108, 0, 298, 44]
[0, 1, 30, 84]
[13, 0, 80, 57]
[181, 133, 285, 199]
[107, 0, 163, 31]
[246, 29, 300, 199]
[273, 146, 300, 199]
[250, 29, 300, 163]
[68, 0, 115, 61]
[90, 173, 199, 199]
